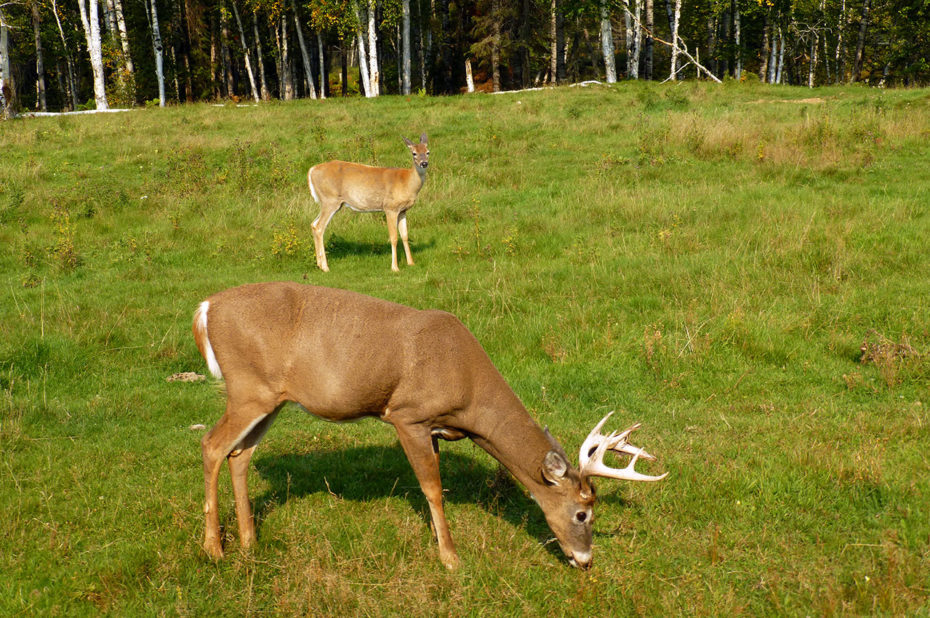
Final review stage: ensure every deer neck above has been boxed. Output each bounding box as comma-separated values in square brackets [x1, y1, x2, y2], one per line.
[461, 387, 559, 500]
[410, 162, 427, 189]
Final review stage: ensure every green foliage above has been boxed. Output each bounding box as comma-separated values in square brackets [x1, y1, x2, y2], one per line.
[1, 84, 929, 614]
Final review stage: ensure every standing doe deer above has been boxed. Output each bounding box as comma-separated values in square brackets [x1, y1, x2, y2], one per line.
[192, 282, 666, 569]
[307, 134, 429, 272]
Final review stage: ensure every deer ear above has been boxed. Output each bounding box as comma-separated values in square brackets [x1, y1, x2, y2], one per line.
[402, 136, 414, 147]
[419, 132, 428, 145]
[542, 450, 570, 485]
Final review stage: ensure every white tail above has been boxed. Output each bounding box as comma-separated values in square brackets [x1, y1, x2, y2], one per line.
[193, 282, 666, 570]
[308, 133, 429, 272]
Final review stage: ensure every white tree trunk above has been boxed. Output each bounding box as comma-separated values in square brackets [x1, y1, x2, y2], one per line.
[354, 5, 373, 97]
[775, 28, 784, 83]
[253, 10, 270, 100]
[401, 0, 411, 93]
[835, 0, 845, 83]
[733, 1, 741, 79]
[78, 0, 110, 109]
[231, 1, 260, 101]
[669, 0, 681, 81]
[144, 0, 166, 106]
[0, 8, 10, 117]
[808, 30, 818, 87]
[632, 0, 642, 79]
[112, 0, 134, 75]
[292, 0, 317, 99]
[32, 2, 48, 111]
[465, 58, 474, 92]
[600, 0, 616, 83]
[317, 32, 326, 99]
[368, 0, 379, 96]
[549, 0, 557, 83]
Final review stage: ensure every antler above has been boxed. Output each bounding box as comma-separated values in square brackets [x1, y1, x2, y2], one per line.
[578, 411, 668, 482]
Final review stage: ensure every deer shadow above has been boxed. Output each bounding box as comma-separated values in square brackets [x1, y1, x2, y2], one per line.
[324, 234, 436, 259]
[249, 443, 571, 562]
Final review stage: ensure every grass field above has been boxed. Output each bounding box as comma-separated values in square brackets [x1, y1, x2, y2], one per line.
[2, 81, 929, 615]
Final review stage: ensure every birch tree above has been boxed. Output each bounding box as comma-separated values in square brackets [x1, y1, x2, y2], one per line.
[401, 0, 410, 93]
[143, 0, 166, 105]
[253, 8, 270, 99]
[231, 0, 260, 101]
[31, 0, 47, 111]
[77, 0, 109, 109]
[600, 0, 616, 82]
[669, 0, 681, 81]
[0, 6, 11, 118]
[291, 0, 316, 98]
[367, 0, 378, 95]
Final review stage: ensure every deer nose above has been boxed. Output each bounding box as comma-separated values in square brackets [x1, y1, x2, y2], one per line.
[569, 552, 592, 569]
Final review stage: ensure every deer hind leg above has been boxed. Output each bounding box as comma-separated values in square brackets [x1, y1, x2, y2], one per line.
[393, 422, 460, 569]
[227, 409, 280, 550]
[398, 211, 414, 266]
[385, 210, 401, 272]
[311, 200, 341, 272]
[201, 399, 277, 559]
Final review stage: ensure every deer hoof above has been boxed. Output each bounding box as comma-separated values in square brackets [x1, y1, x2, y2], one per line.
[203, 539, 225, 561]
[440, 552, 460, 571]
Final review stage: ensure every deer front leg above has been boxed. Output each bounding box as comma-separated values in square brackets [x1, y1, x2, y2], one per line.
[385, 210, 401, 272]
[393, 422, 460, 569]
[398, 212, 414, 266]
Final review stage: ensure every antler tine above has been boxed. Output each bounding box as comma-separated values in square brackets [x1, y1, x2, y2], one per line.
[605, 423, 657, 461]
[579, 414, 667, 482]
[578, 411, 615, 469]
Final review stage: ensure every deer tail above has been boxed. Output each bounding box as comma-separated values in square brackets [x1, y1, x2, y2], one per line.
[307, 166, 320, 204]
[192, 301, 223, 380]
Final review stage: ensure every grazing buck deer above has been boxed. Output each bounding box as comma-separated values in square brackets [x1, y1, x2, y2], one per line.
[192, 282, 666, 569]
[307, 134, 429, 272]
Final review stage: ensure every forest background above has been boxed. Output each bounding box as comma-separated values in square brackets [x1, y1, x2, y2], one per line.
[1, 0, 929, 115]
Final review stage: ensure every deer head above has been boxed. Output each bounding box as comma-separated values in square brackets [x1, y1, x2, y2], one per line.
[534, 412, 667, 569]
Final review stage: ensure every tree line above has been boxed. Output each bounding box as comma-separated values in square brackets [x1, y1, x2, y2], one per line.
[1, 0, 927, 115]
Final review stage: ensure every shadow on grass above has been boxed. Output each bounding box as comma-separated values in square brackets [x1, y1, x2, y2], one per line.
[325, 234, 436, 259]
[251, 443, 565, 562]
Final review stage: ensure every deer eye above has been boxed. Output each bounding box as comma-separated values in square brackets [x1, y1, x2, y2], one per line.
[575, 511, 588, 523]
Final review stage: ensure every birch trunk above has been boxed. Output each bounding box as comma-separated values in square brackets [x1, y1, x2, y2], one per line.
[852, 0, 870, 82]
[368, 0, 379, 96]
[632, 0, 641, 79]
[550, 0, 557, 83]
[112, 0, 134, 75]
[31, 1, 48, 112]
[643, 0, 653, 79]
[766, 23, 777, 83]
[491, 0, 500, 91]
[254, 10, 270, 99]
[231, 1, 260, 101]
[292, 0, 316, 99]
[668, 0, 680, 81]
[0, 8, 11, 117]
[145, 0, 166, 105]
[600, 0, 616, 83]
[835, 0, 845, 83]
[354, 6, 372, 97]
[808, 30, 818, 87]
[220, 2, 234, 97]
[277, 13, 294, 99]
[317, 32, 326, 98]
[775, 28, 784, 84]
[733, 0, 741, 79]
[401, 0, 411, 94]
[78, 0, 109, 109]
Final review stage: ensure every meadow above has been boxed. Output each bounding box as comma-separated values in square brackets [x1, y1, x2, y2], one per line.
[1, 81, 929, 615]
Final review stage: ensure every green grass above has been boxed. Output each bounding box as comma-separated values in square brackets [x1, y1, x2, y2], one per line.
[2, 82, 929, 614]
